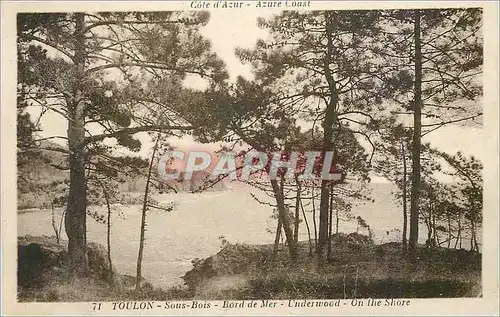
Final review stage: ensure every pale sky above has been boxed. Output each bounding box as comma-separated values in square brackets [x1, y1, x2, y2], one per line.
[29, 10, 485, 175]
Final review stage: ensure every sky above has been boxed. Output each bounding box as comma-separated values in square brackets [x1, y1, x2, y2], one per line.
[29, 10, 485, 178]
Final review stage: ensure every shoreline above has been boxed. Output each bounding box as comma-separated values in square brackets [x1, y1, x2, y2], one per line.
[17, 233, 481, 302]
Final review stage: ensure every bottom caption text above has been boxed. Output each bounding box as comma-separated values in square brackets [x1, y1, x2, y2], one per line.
[91, 298, 411, 311]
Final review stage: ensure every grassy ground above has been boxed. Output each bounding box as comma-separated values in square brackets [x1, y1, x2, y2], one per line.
[18, 278, 191, 302]
[17, 233, 481, 302]
[183, 234, 481, 300]
[17, 235, 190, 302]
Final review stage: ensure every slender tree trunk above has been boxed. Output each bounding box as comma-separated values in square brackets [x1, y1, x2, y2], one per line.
[425, 216, 432, 247]
[299, 194, 313, 256]
[470, 200, 479, 252]
[270, 177, 298, 262]
[401, 142, 408, 253]
[335, 206, 339, 235]
[318, 11, 339, 261]
[432, 205, 438, 246]
[327, 185, 334, 259]
[447, 211, 452, 248]
[273, 216, 283, 257]
[65, 12, 89, 278]
[470, 221, 474, 252]
[136, 133, 161, 290]
[409, 9, 422, 261]
[293, 177, 301, 244]
[473, 230, 479, 253]
[455, 213, 462, 249]
[318, 182, 331, 260]
[473, 220, 479, 252]
[58, 209, 65, 245]
[311, 186, 318, 250]
[51, 203, 60, 244]
[470, 215, 477, 252]
[101, 183, 113, 279]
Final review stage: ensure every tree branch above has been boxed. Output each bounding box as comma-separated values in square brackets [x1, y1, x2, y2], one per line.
[23, 34, 75, 63]
[85, 61, 211, 78]
[421, 113, 482, 128]
[83, 124, 192, 145]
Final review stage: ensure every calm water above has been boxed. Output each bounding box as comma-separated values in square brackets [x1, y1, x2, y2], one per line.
[18, 182, 444, 289]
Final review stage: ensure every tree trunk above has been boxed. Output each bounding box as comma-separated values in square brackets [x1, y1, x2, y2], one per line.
[293, 177, 301, 244]
[473, 221, 479, 252]
[447, 211, 452, 248]
[101, 183, 113, 279]
[318, 11, 339, 261]
[470, 216, 476, 252]
[470, 198, 479, 252]
[473, 230, 479, 253]
[65, 12, 89, 278]
[425, 216, 432, 247]
[136, 133, 161, 290]
[273, 216, 283, 257]
[455, 212, 462, 249]
[51, 203, 60, 244]
[401, 141, 408, 253]
[299, 194, 313, 256]
[432, 204, 438, 246]
[408, 9, 422, 261]
[311, 185, 318, 250]
[318, 182, 331, 260]
[335, 206, 339, 235]
[327, 185, 334, 259]
[270, 178, 298, 262]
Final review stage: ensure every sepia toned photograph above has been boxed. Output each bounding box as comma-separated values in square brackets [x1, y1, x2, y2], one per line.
[1, 1, 499, 315]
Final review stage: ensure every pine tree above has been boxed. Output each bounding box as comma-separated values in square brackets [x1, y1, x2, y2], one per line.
[377, 8, 482, 260]
[236, 10, 388, 262]
[17, 12, 227, 277]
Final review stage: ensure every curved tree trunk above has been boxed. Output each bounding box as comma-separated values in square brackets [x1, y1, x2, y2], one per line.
[318, 11, 339, 262]
[136, 132, 161, 290]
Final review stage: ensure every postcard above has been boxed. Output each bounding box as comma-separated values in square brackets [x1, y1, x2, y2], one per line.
[1, 1, 498, 315]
